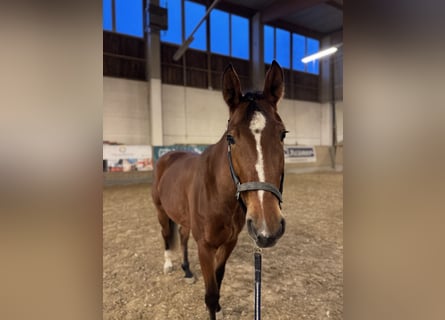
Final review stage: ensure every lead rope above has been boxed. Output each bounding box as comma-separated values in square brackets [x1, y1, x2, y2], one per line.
[254, 246, 262, 320]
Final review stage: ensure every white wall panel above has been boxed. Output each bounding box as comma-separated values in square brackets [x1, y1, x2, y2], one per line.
[321, 102, 333, 146]
[162, 85, 227, 145]
[149, 79, 164, 145]
[280, 99, 323, 145]
[161, 84, 186, 142]
[103, 77, 150, 145]
[103, 78, 342, 148]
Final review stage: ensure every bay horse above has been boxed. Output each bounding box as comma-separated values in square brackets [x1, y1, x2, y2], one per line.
[151, 61, 287, 320]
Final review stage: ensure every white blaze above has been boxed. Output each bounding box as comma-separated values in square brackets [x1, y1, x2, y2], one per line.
[249, 111, 266, 206]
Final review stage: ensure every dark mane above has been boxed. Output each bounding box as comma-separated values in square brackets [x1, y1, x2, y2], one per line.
[238, 92, 264, 121]
[240, 91, 263, 102]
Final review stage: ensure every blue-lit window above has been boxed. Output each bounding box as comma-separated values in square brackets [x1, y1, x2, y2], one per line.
[210, 9, 229, 55]
[264, 25, 292, 68]
[264, 25, 275, 64]
[292, 34, 305, 72]
[306, 38, 320, 74]
[264, 25, 320, 74]
[115, 0, 143, 37]
[231, 15, 249, 59]
[103, 0, 112, 31]
[160, 0, 182, 44]
[276, 28, 290, 68]
[210, 10, 249, 60]
[185, 0, 206, 51]
[103, 0, 253, 59]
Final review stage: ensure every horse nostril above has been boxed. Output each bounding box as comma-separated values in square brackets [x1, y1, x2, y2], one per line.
[280, 218, 286, 235]
[257, 233, 277, 248]
[246, 218, 255, 237]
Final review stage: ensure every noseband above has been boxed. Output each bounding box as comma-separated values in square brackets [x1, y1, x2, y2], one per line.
[226, 134, 284, 213]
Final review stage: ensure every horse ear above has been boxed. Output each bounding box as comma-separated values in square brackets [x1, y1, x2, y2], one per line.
[263, 60, 284, 108]
[222, 64, 242, 113]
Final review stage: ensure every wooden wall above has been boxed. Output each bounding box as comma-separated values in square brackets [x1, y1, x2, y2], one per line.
[103, 32, 146, 80]
[103, 31, 320, 102]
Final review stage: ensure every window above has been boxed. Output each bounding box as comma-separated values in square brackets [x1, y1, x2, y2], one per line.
[264, 25, 320, 74]
[103, 0, 252, 59]
[264, 25, 274, 64]
[185, 0, 206, 51]
[160, 0, 182, 44]
[275, 28, 290, 69]
[103, 0, 112, 31]
[231, 15, 249, 59]
[103, 0, 143, 37]
[115, 0, 143, 37]
[210, 9, 229, 55]
[210, 9, 249, 59]
[292, 34, 305, 72]
[156, 1, 251, 60]
[306, 38, 320, 74]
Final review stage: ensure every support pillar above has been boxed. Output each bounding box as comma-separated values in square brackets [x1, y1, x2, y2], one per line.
[251, 12, 265, 90]
[145, 0, 164, 146]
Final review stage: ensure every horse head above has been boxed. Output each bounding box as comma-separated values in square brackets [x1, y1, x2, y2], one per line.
[223, 61, 287, 248]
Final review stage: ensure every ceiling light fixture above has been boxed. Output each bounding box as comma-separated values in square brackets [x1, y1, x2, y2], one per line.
[301, 44, 342, 63]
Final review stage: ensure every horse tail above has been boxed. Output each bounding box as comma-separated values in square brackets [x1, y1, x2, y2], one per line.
[166, 218, 179, 251]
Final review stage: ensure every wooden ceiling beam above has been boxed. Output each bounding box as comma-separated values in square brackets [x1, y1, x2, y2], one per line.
[261, 0, 328, 24]
[271, 19, 324, 39]
[326, 0, 343, 11]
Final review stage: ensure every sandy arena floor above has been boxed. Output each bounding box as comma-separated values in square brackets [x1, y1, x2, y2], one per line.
[103, 171, 343, 320]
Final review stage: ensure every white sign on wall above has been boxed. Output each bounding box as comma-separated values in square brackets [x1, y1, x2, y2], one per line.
[284, 145, 316, 163]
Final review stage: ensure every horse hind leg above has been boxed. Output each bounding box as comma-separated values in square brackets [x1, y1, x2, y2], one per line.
[179, 225, 195, 284]
[164, 219, 179, 274]
[156, 207, 178, 274]
[164, 246, 174, 274]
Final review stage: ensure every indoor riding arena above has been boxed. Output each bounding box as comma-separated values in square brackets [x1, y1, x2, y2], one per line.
[103, 1, 343, 319]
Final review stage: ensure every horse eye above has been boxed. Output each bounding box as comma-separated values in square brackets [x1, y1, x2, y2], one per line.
[280, 130, 288, 141]
[226, 134, 236, 145]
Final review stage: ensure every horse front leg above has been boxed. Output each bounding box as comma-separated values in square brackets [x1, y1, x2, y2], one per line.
[212, 239, 238, 320]
[197, 242, 221, 320]
[215, 239, 237, 292]
[178, 225, 195, 283]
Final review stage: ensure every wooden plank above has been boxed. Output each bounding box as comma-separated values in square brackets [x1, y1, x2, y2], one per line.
[261, 0, 327, 24]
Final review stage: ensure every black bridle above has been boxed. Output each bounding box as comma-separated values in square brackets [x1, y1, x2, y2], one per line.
[226, 134, 284, 213]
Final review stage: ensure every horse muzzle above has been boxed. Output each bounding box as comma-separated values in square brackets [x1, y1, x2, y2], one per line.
[246, 217, 286, 248]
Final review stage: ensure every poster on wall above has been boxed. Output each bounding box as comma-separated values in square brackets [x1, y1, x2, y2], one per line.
[103, 145, 153, 172]
[284, 145, 317, 163]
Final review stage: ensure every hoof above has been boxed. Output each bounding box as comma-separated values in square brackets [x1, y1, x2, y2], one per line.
[163, 261, 173, 274]
[215, 309, 223, 320]
[184, 276, 195, 284]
